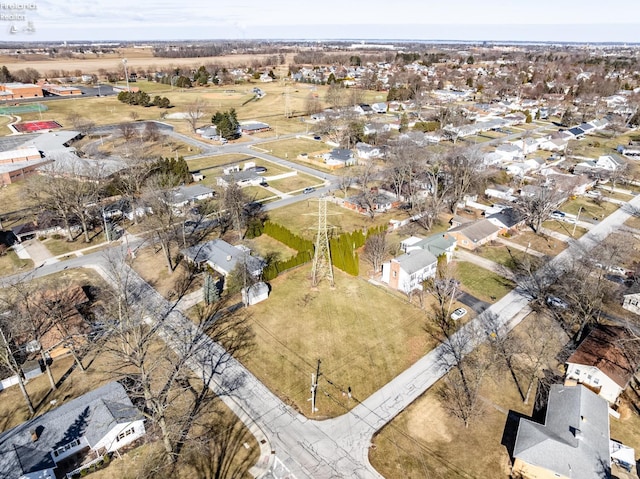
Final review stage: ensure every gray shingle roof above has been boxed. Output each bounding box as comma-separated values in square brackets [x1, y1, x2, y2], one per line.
[513, 385, 610, 479]
[181, 239, 264, 276]
[394, 249, 437, 275]
[448, 219, 501, 242]
[413, 233, 457, 258]
[0, 382, 142, 478]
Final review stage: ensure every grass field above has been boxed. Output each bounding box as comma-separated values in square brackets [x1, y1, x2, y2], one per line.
[0, 250, 33, 276]
[186, 154, 252, 172]
[474, 244, 535, 269]
[453, 261, 514, 302]
[258, 138, 330, 160]
[243, 185, 274, 201]
[244, 234, 297, 263]
[541, 220, 588, 238]
[625, 215, 640, 230]
[560, 196, 619, 219]
[241, 265, 437, 418]
[268, 173, 321, 193]
[508, 230, 568, 254]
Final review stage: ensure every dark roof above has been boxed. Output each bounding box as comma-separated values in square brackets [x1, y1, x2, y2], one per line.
[329, 148, 354, 161]
[567, 325, 639, 388]
[568, 126, 586, 136]
[513, 385, 610, 479]
[0, 382, 142, 477]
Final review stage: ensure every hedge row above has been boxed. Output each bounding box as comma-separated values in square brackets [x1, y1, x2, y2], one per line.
[263, 221, 314, 252]
[263, 250, 313, 281]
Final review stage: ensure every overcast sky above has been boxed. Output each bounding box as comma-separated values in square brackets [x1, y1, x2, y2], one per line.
[4, 0, 640, 43]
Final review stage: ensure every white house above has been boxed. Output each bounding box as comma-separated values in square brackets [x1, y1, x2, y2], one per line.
[623, 292, 640, 315]
[181, 239, 265, 278]
[595, 154, 625, 171]
[355, 142, 383, 160]
[0, 382, 145, 479]
[166, 184, 214, 208]
[323, 148, 356, 167]
[381, 248, 437, 294]
[565, 325, 640, 405]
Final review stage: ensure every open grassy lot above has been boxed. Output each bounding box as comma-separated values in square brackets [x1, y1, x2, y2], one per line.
[370, 312, 570, 479]
[186, 153, 252, 172]
[0, 182, 31, 220]
[474, 243, 536, 269]
[41, 232, 107, 257]
[453, 261, 514, 302]
[266, 200, 409, 239]
[560, 196, 619, 219]
[268, 173, 321, 193]
[0, 250, 33, 276]
[242, 185, 274, 201]
[241, 265, 436, 418]
[541, 220, 588, 239]
[508, 230, 567, 254]
[95, 133, 199, 158]
[244, 235, 297, 263]
[256, 138, 330, 162]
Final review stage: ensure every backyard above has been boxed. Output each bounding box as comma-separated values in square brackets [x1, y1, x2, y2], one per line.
[241, 265, 438, 418]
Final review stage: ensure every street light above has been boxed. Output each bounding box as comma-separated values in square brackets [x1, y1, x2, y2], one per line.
[122, 58, 130, 92]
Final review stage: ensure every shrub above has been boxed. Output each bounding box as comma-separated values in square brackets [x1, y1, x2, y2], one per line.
[80, 468, 89, 477]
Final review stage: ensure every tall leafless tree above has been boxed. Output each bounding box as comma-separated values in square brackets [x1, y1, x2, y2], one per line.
[363, 232, 388, 274]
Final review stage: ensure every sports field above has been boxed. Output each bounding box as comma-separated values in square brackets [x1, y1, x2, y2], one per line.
[13, 120, 62, 133]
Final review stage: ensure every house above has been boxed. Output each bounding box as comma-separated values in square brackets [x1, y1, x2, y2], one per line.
[239, 122, 270, 134]
[447, 219, 501, 250]
[595, 154, 625, 171]
[485, 207, 525, 233]
[568, 126, 586, 138]
[623, 291, 640, 315]
[323, 148, 356, 168]
[0, 382, 145, 479]
[371, 102, 387, 114]
[166, 185, 214, 208]
[217, 169, 265, 188]
[400, 233, 457, 262]
[355, 142, 383, 160]
[565, 325, 640, 405]
[381, 248, 438, 293]
[181, 239, 265, 278]
[343, 191, 400, 215]
[512, 385, 610, 479]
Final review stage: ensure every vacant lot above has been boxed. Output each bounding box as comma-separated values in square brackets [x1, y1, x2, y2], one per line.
[268, 173, 320, 193]
[561, 196, 619, 219]
[258, 138, 330, 160]
[186, 153, 252, 172]
[241, 265, 436, 418]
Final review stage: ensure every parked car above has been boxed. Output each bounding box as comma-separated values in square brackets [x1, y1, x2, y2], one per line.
[546, 296, 568, 309]
[313, 135, 321, 140]
[451, 308, 468, 321]
[550, 210, 565, 220]
[608, 266, 627, 275]
[563, 217, 577, 224]
[302, 187, 315, 194]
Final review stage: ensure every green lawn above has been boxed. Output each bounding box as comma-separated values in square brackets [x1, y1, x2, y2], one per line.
[242, 186, 274, 201]
[474, 244, 536, 269]
[454, 261, 514, 302]
[508, 230, 567, 254]
[240, 265, 436, 418]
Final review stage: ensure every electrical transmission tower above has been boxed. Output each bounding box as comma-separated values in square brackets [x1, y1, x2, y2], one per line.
[284, 85, 292, 118]
[311, 198, 334, 287]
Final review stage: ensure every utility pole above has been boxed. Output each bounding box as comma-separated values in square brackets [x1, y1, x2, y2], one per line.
[311, 198, 334, 287]
[122, 58, 130, 92]
[309, 359, 321, 415]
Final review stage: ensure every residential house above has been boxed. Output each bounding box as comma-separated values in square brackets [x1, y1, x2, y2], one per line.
[623, 291, 640, 315]
[484, 185, 517, 202]
[323, 148, 356, 168]
[447, 219, 501, 250]
[217, 169, 265, 188]
[166, 184, 214, 209]
[353, 104, 373, 115]
[568, 126, 586, 138]
[595, 154, 625, 171]
[400, 233, 457, 262]
[0, 382, 145, 479]
[371, 102, 387, 114]
[355, 142, 383, 160]
[539, 136, 568, 152]
[239, 122, 270, 134]
[181, 239, 265, 278]
[485, 207, 525, 233]
[343, 190, 400, 215]
[494, 143, 523, 162]
[512, 384, 610, 479]
[381, 248, 438, 293]
[565, 325, 640, 405]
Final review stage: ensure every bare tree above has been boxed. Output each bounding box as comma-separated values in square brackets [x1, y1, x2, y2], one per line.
[325, 82, 345, 109]
[222, 182, 250, 242]
[363, 232, 388, 274]
[100, 251, 254, 465]
[0, 316, 35, 415]
[119, 122, 137, 141]
[67, 112, 95, 136]
[185, 97, 207, 132]
[514, 181, 565, 234]
[444, 147, 483, 214]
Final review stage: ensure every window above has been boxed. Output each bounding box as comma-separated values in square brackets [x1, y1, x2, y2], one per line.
[574, 368, 581, 376]
[392, 271, 396, 278]
[593, 378, 600, 385]
[116, 427, 135, 442]
[53, 438, 81, 457]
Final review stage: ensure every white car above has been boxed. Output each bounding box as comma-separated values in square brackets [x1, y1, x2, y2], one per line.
[451, 308, 468, 321]
[546, 296, 568, 309]
[609, 266, 627, 275]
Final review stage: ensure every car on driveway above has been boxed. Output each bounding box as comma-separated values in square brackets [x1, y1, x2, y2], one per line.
[451, 307, 468, 321]
[608, 266, 627, 275]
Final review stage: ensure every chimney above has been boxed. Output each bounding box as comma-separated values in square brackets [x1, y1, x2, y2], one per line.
[30, 429, 39, 442]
